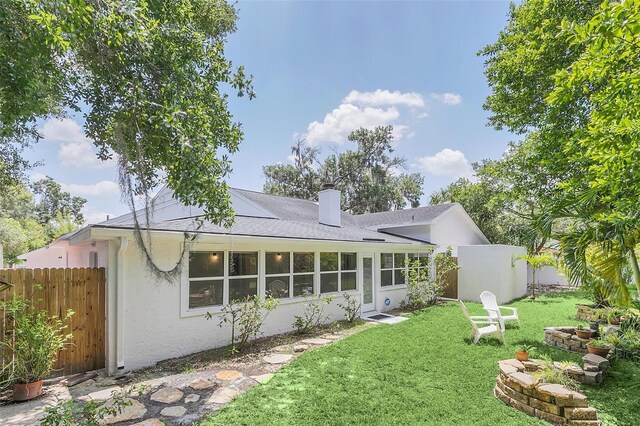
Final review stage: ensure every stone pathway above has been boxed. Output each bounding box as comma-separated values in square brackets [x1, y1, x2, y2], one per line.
[0, 331, 349, 425]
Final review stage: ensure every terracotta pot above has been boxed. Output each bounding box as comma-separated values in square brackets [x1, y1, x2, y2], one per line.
[515, 351, 529, 361]
[13, 380, 43, 401]
[576, 329, 594, 339]
[608, 317, 621, 326]
[586, 344, 610, 358]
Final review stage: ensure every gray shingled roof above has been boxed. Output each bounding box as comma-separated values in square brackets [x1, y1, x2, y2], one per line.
[92, 216, 424, 244]
[354, 204, 457, 228]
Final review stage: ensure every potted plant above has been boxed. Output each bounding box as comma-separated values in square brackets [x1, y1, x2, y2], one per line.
[575, 325, 594, 339]
[586, 338, 611, 358]
[515, 344, 534, 361]
[0, 297, 73, 401]
[606, 307, 625, 326]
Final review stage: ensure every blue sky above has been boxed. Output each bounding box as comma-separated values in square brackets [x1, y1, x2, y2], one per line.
[24, 0, 515, 224]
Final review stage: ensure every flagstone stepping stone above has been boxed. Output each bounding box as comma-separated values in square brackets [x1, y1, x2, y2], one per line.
[150, 387, 183, 404]
[83, 386, 121, 401]
[103, 398, 147, 424]
[131, 419, 165, 426]
[215, 370, 243, 381]
[324, 335, 341, 341]
[293, 344, 309, 352]
[185, 394, 200, 403]
[251, 373, 273, 384]
[160, 406, 187, 417]
[263, 353, 293, 364]
[207, 387, 239, 404]
[301, 338, 331, 345]
[189, 378, 215, 390]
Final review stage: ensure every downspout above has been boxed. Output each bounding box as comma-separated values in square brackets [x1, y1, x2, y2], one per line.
[116, 236, 128, 370]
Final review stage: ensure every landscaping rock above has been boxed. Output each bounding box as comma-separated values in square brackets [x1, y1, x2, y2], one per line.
[207, 387, 239, 404]
[102, 398, 147, 424]
[189, 378, 215, 390]
[301, 338, 331, 345]
[263, 353, 293, 364]
[501, 359, 525, 371]
[160, 406, 187, 417]
[293, 344, 309, 352]
[84, 386, 121, 401]
[215, 370, 243, 381]
[324, 335, 341, 341]
[565, 407, 599, 420]
[582, 353, 609, 370]
[150, 387, 184, 404]
[184, 394, 200, 403]
[131, 419, 166, 426]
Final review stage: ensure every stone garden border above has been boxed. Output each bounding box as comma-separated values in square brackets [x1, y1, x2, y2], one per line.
[544, 327, 590, 353]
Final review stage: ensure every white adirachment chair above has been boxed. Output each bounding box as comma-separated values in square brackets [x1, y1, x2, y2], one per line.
[480, 291, 520, 332]
[459, 300, 504, 344]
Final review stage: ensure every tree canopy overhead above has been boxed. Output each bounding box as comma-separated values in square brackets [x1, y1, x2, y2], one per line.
[1, 0, 254, 224]
[263, 126, 424, 214]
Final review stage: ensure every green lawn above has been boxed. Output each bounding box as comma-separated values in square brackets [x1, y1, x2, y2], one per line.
[200, 292, 640, 425]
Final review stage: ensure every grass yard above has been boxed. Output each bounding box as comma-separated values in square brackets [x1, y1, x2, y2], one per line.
[200, 292, 640, 425]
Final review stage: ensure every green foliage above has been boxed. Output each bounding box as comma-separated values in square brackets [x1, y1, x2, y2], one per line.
[336, 292, 361, 323]
[41, 387, 145, 426]
[587, 338, 611, 350]
[293, 294, 334, 334]
[32, 176, 86, 227]
[1, 0, 253, 224]
[401, 249, 458, 310]
[0, 297, 73, 388]
[264, 126, 424, 213]
[532, 356, 579, 391]
[518, 253, 556, 299]
[516, 344, 535, 354]
[206, 295, 279, 354]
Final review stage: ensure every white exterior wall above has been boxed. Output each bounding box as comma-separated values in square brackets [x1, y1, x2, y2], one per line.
[458, 245, 527, 304]
[103, 232, 432, 373]
[528, 265, 569, 286]
[18, 240, 109, 268]
[429, 208, 489, 256]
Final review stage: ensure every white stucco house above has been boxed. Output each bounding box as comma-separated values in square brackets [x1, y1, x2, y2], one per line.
[17, 231, 109, 268]
[20, 186, 498, 374]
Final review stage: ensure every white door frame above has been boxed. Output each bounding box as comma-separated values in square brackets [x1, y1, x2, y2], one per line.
[360, 252, 375, 313]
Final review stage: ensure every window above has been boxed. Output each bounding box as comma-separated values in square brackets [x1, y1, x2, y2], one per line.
[265, 252, 291, 299]
[293, 252, 315, 297]
[189, 252, 225, 308]
[409, 253, 431, 279]
[380, 253, 407, 287]
[229, 252, 258, 302]
[320, 252, 358, 293]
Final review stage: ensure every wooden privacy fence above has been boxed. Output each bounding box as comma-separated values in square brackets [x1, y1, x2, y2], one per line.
[0, 268, 106, 377]
[440, 257, 459, 299]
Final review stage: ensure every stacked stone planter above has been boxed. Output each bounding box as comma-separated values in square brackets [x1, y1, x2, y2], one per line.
[575, 304, 604, 322]
[544, 327, 590, 353]
[495, 359, 602, 425]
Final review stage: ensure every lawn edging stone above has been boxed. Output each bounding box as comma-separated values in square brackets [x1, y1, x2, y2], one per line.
[494, 359, 602, 426]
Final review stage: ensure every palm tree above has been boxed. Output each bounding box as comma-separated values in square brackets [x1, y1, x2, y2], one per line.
[518, 253, 556, 299]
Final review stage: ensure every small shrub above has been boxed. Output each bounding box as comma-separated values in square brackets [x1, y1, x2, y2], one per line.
[293, 294, 334, 334]
[41, 387, 144, 426]
[206, 295, 279, 354]
[532, 356, 579, 391]
[337, 292, 361, 323]
[516, 344, 535, 354]
[401, 248, 458, 310]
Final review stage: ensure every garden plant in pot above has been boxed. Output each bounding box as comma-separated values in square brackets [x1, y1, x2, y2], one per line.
[586, 338, 611, 358]
[515, 344, 534, 361]
[606, 307, 626, 326]
[576, 325, 594, 339]
[0, 297, 73, 401]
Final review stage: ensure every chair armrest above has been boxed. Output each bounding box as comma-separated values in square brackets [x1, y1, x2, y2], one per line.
[472, 319, 499, 325]
[498, 306, 517, 315]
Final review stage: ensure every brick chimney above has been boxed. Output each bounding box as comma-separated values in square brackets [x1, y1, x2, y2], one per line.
[318, 183, 341, 227]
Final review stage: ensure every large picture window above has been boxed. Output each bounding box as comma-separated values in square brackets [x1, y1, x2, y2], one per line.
[229, 252, 258, 302]
[188, 252, 224, 308]
[320, 252, 358, 293]
[380, 253, 407, 287]
[265, 252, 291, 299]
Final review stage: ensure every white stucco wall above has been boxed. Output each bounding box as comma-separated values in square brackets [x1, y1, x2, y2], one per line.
[527, 265, 569, 286]
[101, 232, 432, 373]
[429, 208, 489, 256]
[458, 245, 527, 304]
[18, 239, 109, 268]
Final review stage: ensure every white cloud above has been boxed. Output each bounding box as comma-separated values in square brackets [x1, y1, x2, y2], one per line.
[305, 104, 401, 145]
[61, 180, 120, 197]
[40, 118, 114, 169]
[81, 207, 114, 225]
[343, 89, 425, 108]
[416, 148, 473, 179]
[430, 92, 463, 105]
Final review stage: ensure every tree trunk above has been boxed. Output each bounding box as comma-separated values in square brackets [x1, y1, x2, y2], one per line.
[531, 269, 536, 300]
[629, 249, 640, 296]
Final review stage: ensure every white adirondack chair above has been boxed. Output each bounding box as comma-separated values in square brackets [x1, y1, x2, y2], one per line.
[480, 291, 520, 332]
[459, 300, 504, 344]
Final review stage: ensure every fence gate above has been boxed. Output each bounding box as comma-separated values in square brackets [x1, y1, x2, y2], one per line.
[440, 257, 458, 299]
[0, 268, 106, 376]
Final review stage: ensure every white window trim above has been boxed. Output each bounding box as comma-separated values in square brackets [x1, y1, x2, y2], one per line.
[380, 252, 408, 287]
[319, 251, 358, 295]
